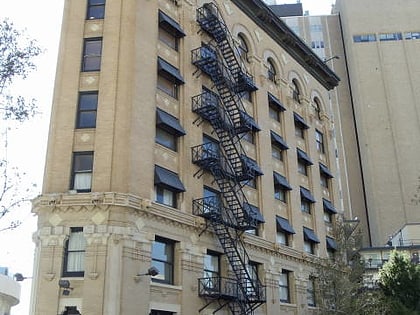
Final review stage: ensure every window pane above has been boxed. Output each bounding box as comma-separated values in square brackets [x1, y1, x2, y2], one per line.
[74, 173, 92, 190]
[78, 111, 97, 128]
[156, 128, 176, 150]
[157, 75, 177, 98]
[83, 39, 102, 71]
[159, 28, 177, 50]
[152, 238, 174, 284]
[67, 252, 85, 272]
[74, 154, 93, 171]
[276, 231, 287, 245]
[79, 93, 98, 110]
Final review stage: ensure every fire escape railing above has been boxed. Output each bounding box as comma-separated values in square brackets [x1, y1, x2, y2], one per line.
[192, 2, 266, 314]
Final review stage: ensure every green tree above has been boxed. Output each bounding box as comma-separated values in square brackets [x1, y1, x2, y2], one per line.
[0, 18, 42, 231]
[315, 220, 389, 314]
[378, 251, 420, 314]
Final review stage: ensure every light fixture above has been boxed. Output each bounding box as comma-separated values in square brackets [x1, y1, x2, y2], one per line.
[134, 266, 159, 282]
[59, 279, 73, 295]
[323, 55, 340, 63]
[137, 266, 159, 277]
[14, 273, 32, 281]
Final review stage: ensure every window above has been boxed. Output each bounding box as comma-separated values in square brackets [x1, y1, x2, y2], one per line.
[303, 227, 320, 255]
[267, 58, 276, 82]
[202, 135, 220, 159]
[315, 130, 325, 154]
[307, 278, 316, 307]
[62, 306, 82, 315]
[76, 92, 98, 128]
[154, 165, 185, 208]
[311, 40, 324, 49]
[71, 152, 93, 192]
[242, 131, 254, 144]
[297, 149, 313, 176]
[294, 113, 309, 139]
[319, 163, 333, 188]
[379, 32, 402, 41]
[300, 187, 315, 214]
[271, 131, 288, 161]
[82, 38, 102, 71]
[203, 251, 220, 290]
[237, 33, 249, 63]
[276, 216, 295, 246]
[150, 311, 174, 315]
[273, 172, 292, 203]
[158, 11, 185, 51]
[291, 79, 301, 103]
[353, 34, 376, 43]
[151, 236, 175, 284]
[404, 32, 420, 40]
[326, 237, 337, 259]
[86, 0, 105, 19]
[155, 108, 186, 151]
[313, 97, 321, 119]
[323, 199, 337, 223]
[203, 186, 221, 215]
[246, 262, 259, 295]
[279, 270, 291, 303]
[157, 58, 185, 99]
[63, 227, 86, 277]
[243, 203, 265, 234]
[268, 93, 285, 122]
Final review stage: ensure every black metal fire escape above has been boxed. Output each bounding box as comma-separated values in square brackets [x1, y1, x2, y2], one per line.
[191, 3, 266, 314]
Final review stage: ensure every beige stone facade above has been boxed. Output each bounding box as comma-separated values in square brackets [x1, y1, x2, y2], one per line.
[30, 0, 347, 314]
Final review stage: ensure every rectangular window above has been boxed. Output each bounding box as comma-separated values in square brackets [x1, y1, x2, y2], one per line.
[87, 0, 105, 19]
[242, 131, 255, 144]
[276, 216, 295, 246]
[269, 105, 281, 121]
[298, 160, 308, 176]
[379, 32, 402, 41]
[324, 211, 332, 223]
[315, 130, 325, 154]
[301, 199, 311, 213]
[71, 152, 93, 192]
[274, 186, 286, 202]
[353, 34, 376, 42]
[157, 75, 178, 99]
[150, 310, 174, 315]
[404, 32, 420, 40]
[279, 270, 291, 303]
[307, 278, 316, 307]
[272, 145, 283, 161]
[82, 38, 102, 71]
[159, 27, 178, 50]
[63, 227, 86, 277]
[304, 239, 314, 254]
[320, 173, 329, 188]
[246, 262, 259, 295]
[155, 186, 176, 207]
[295, 125, 304, 138]
[76, 92, 98, 128]
[156, 127, 177, 150]
[151, 236, 175, 284]
[203, 251, 220, 290]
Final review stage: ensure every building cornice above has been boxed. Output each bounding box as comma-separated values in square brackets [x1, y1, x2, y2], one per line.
[231, 0, 340, 90]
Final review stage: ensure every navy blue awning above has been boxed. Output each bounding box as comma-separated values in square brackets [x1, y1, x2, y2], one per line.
[268, 92, 285, 111]
[243, 203, 265, 223]
[240, 111, 261, 131]
[326, 237, 338, 250]
[276, 216, 295, 234]
[241, 155, 263, 176]
[303, 227, 320, 243]
[158, 10, 186, 38]
[300, 187, 315, 203]
[154, 165, 185, 192]
[158, 57, 185, 84]
[323, 199, 337, 214]
[297, 148, 313, 165]
[293, 112, 309, 129]
[273, 172, 292, 190]
[319, 163, 334, 178]
[156, 108, 186, 136]
[270, 131, 289, 150]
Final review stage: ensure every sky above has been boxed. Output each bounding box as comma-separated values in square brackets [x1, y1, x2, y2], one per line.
[0, 0, 333, 314]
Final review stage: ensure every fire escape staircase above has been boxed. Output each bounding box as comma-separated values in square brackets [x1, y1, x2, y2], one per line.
[191, 3, 266, 314]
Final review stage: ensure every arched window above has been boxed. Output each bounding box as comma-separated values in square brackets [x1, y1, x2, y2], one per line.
[237, 33, 249, 63]
[313, 97, 322, 119]
[292, 79, 301, 103]
[267, 58, 276, 82]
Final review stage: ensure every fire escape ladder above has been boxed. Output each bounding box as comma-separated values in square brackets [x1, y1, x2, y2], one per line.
[192, 3, 266, 314]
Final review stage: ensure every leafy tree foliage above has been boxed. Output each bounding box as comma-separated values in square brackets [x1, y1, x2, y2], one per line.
[315, 220, 390, 314]
[0, 18, 42, 231]
[0, 18, 42, 121]
[378, 251, 420, 314]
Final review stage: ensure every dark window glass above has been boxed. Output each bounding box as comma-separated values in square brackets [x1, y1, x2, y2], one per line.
[151, 237, 175, 284]
[150, 311, 174, 315]
[315, 130, 325, 153]
[292, 79, 301, 103]
[71, 152, 93, 192]
[156, 127, 177, 151]
[307, 278, 316, 306]
[279, 270, 291, 303]
[82, 38, 102, 71]
[267, 58, 276, 82]
[77, 92, 98, 128]
[87, 0, 105, 19]
[155, 185, 176, 207]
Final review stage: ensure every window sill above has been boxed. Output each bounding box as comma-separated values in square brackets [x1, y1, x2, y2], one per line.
[151, 281, 182, 291]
